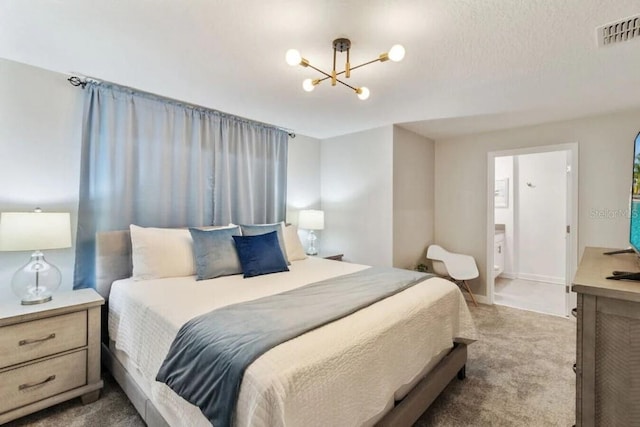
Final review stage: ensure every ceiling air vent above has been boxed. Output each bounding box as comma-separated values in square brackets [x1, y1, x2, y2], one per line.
[597, 14, 640, 47]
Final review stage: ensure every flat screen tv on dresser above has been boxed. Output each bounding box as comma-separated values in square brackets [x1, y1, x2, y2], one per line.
[605, 131, 640, 280]
[630, 131, 640, 252]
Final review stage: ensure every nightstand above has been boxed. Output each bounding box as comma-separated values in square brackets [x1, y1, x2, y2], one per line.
[315, 252, 344, 261]
[0, 289, 104, 424]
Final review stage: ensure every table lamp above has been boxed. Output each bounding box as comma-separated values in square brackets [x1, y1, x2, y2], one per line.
[298, 210, 324, 255]
[0, 210, 72, 305]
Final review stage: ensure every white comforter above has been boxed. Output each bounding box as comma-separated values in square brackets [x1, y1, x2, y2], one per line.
[108, 257, 476, 427]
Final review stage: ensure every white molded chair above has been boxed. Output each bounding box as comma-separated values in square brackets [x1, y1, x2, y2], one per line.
[427, 244, 479, 307]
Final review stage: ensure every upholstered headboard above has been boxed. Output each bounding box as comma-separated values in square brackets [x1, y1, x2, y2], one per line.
[95, 226, 225, 299]
[95, 230, 133, 300]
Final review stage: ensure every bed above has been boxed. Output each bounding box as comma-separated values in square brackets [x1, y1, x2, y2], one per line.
[96, 228, 476, 427]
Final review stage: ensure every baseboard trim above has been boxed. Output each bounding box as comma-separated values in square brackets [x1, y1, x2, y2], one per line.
[497, 272, 564, 285]
[516, 273, 565, 285]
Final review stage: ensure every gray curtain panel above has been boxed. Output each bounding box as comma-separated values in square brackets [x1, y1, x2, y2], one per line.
[73, 82, 288, 290]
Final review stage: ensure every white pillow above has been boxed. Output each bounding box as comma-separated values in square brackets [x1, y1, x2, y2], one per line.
[129, 224, 196, 280]
[283, 224, 307, 262]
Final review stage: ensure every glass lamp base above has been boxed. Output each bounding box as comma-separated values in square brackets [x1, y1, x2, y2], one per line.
[21, 294, 53, 305]
[306, 230, 318, 255]
[12, 251, 61, 306]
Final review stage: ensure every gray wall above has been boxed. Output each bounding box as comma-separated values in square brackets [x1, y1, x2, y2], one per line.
[392, 126, 435, 269]
[320, 126, 394, 265]
[286, 133, 321, 218]
[0, 58, 83, 304]
[319, 125, 435, 268]
[435, 109, 640, 298]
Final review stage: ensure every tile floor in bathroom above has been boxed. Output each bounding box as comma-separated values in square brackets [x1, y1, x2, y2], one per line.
[494, 276, 567, 317]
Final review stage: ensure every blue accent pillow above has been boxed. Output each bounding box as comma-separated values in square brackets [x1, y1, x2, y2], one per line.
[189, 227, 242, 280]
[239, 223, 289, 265]
[232, 231, 290, 278]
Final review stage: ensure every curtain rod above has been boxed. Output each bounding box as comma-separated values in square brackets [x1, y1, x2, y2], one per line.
[67, 75, 296, 139]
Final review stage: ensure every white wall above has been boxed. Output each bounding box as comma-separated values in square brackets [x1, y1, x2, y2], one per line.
[286, 133, 322, 247]
[0, 58, 83, 304]
[516, 151, 567, 283]
[392, 126, 435, 269]
[286, 133, 321, 220]
[435, 109, 640, 298]
[321, 126, 394, 266]
[494, 156, 515, 275]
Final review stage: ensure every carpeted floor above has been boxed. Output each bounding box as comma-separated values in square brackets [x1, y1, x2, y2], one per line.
[415, 304, 575, 426]
[7, 304, 575, 427]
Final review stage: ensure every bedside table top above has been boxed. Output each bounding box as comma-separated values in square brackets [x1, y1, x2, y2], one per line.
[0, 289, 104, 327]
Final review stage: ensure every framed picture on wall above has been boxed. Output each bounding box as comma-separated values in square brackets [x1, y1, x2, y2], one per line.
[495, 178, 509, 208]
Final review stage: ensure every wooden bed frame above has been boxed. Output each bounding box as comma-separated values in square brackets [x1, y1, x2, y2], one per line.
[95, 230, 468, 427]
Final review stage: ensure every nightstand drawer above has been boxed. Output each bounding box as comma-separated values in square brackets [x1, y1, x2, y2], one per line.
[0, 311, 87, 369]
[0, 349, 87, 413]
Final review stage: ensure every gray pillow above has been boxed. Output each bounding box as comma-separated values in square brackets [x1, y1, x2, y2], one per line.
[189, 226, 242, 280]
[239, 223, 289, 265]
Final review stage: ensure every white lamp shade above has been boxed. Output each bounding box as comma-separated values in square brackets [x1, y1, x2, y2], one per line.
[298, 210, 324, 230]
[0, 212, 72, 251]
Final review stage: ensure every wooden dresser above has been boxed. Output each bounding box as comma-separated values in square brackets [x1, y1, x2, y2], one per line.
[572, 247, 640, 427]
[0, 289, 104, 424]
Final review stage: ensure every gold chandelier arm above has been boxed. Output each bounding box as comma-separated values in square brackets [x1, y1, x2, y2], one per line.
[346, 49, 351, 78]
[312, 74, 357, 91]
[313, 55, 382, 85]
[305, 63, 356, 90]
[306, 63, 333, 80]
[349, 57, 383, 72]
[333, 76, 358, 91]
[332, 47, 337, 86]
[314, 56, 384, 83]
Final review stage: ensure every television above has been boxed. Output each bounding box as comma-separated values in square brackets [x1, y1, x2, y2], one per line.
[631, 131, 640, 253]
[606, 132, 640, 280]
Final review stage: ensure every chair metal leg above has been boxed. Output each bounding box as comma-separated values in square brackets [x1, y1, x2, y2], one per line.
[462, 280, 478, 307]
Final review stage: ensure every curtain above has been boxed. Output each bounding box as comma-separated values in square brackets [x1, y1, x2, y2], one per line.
[74, 82, 288, 289]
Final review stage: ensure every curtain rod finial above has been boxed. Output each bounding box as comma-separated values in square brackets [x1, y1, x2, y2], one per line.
[67, 76, 87, 88]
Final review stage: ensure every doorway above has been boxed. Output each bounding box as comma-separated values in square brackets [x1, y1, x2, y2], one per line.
[487, 144, 578, 317]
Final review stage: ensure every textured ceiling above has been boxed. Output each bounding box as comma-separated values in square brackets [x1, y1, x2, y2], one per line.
[1, 0, 639, 139]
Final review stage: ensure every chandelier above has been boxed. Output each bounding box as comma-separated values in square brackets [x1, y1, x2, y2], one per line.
[285, 38, 405, 100]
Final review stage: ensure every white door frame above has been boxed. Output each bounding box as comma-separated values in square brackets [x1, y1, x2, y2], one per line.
[486, 143, 579, 315]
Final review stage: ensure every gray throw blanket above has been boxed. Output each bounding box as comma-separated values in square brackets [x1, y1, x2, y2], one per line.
[156, 266, 432, 427]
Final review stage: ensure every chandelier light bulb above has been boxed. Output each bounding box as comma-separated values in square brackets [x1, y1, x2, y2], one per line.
[356, 87, 370, 100]
[285, 49, 302, 66]
[388, 44, 406, 62]
[302, 78, 316, 92]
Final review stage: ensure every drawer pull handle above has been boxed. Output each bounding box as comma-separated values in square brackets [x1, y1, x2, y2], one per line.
[571, 308, 577, 318]
[19, 333, 56, 346]
[19, 375, 56, 390]
[573, 363, 577, 374]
